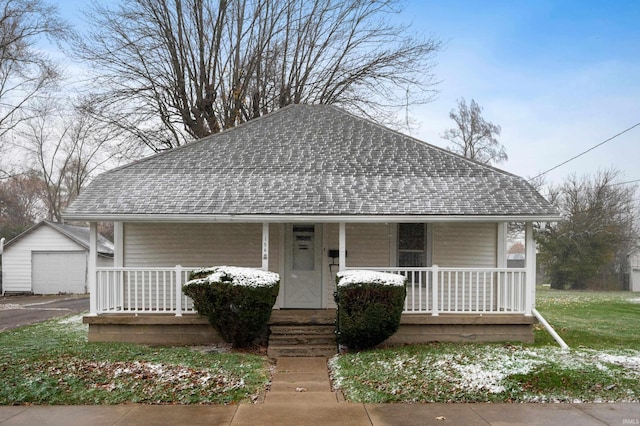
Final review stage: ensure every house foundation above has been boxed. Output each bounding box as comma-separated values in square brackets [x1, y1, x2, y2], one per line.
[83, 311, 535, 348]
[386, 314, 536, 345]
[83, 315, 224, 346]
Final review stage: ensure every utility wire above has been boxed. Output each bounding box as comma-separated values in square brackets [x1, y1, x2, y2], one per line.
[529, 121, 640, 181]
[611, 178, 640, 186]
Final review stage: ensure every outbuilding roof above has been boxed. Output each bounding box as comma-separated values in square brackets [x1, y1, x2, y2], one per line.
[4, 221, 114, 257]
[64, 104, 559, 222]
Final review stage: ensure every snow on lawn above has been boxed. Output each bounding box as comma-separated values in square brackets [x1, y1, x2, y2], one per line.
[329, 345, 640, 403]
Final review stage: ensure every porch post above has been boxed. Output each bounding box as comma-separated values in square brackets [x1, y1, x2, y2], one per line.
[262, 222, 269, 270]
[175, 265, 183, 316]
[497, 222, 507, 268]
[524, 222, 536, 316]
[113, 222, 124, 267]
[88, 222, 98, 316]
[339, 222, 346, 271]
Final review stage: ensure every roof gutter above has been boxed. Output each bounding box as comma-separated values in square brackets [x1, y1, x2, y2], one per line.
[62, 213, 562, 223]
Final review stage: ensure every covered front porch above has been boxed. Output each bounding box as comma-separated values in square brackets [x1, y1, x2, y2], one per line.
[82, 218, 539, 349]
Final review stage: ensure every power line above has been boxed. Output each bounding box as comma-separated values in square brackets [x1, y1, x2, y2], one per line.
[611, 179, 640, 186]
[529, 121, 640, 181]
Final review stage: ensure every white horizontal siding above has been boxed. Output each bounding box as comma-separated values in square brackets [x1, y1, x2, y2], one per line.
[2, 225, 85, 293]
[323, 223, 391, 308]
[121, 223, 276, 310]
[97, 256, 114, 268]
[346, 223, 392, 267]
[432, 223, 498, 267]
[123, 223, 264, 268]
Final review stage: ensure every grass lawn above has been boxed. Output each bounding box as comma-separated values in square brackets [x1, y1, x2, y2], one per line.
[0, 315, 271, 405]
[2, 290, 639, 405]
[329, 289, 640, 403]
[533, 288, 640, 349]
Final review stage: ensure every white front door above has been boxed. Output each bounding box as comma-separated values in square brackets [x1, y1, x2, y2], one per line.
[284, 224, 323, 308]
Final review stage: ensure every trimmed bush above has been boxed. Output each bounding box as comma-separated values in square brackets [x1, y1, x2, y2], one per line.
[334, 270, 406, 351]
[183, 266, 279, 348]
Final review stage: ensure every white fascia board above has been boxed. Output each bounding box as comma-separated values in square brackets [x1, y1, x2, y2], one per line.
[62, 213, 562, 223]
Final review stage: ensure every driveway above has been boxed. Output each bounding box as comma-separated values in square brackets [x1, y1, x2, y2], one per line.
[0, 295, 89, 332]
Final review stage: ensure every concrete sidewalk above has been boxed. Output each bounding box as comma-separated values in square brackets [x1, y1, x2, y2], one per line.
[1, 357, 639, 425]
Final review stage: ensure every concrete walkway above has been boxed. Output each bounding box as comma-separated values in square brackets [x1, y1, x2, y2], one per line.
[1, 357, 639, 425]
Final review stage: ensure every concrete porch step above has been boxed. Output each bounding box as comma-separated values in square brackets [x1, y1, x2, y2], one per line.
[270, 325, 336, 335]
[269, 309, 336, 325]
[268, 345, 337, 358]
[268, 310, 338, 357]
[269, 335, 336, 346]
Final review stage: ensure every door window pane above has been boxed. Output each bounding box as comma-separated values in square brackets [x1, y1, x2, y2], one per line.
[293, 226, 315, 270]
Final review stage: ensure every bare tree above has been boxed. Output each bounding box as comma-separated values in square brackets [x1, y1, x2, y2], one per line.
[0, 171, 44, 239]
[537, 169, 639, 290]
[442, 98, 506, 165]
[72, 0, 441, 152]
[0, 0, 67, 141]
[19, 98, 114, 222]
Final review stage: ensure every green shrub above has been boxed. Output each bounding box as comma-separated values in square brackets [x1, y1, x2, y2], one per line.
[334, 270, 406, 351]
[183, 266, 279, 348]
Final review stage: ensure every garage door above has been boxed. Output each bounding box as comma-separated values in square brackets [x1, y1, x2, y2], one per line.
[32, 252, 87, 294]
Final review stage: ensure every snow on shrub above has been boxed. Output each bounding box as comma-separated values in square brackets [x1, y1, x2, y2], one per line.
[184, 266, 279, 348]
[335, 270, 406, 351]
[336, 270, 406, 288]
[188, 266, 279, 288]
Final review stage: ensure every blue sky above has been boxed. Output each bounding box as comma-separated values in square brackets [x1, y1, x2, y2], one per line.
[53, 0, 639, 188]
[398, 0, 640, 187]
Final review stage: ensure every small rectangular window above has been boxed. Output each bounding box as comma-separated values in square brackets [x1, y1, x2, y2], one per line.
[398, 223, 426, 267]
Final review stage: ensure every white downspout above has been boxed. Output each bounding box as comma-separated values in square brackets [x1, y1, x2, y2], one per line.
[532, 308, 569, 350]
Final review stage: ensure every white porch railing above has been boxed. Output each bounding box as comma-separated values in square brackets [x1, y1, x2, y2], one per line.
[94, 266, 198, 315]
[93, 266, 528, 316]
[345, 266, 528, 315]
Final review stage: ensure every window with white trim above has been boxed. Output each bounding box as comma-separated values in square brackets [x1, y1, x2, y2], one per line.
[398, 223, 429, 267]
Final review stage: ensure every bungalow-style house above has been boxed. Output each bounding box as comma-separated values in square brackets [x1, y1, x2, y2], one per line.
[63, 105, 559, 355]
[1, 221, 113, 295]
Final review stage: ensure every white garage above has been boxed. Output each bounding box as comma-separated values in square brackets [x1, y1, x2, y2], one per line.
[1, 221, 113, 295]
[630, 247, 640, 292]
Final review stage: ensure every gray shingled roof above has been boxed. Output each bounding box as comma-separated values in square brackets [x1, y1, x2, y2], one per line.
[64, 105, 558, 219]
[5, 221, 114, 256]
